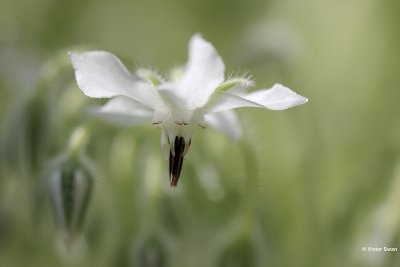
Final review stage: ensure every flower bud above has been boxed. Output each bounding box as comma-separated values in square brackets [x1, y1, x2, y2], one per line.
[217, 238, 255, 267]
[47, 154, 93, 247]
[131, 235, 167, 267]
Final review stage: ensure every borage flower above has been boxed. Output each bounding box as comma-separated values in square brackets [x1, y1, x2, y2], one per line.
[69, 34, 308, 187]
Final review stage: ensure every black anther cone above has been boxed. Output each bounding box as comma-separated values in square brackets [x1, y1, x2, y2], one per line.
[169, 136, 185, 186]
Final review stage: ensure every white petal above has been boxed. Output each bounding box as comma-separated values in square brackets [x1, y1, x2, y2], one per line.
[165, 34, 225, 109]
[157, 84, 200, 124]
[94, 96, 153, 126]
[204, 110, 242, 140]
[205, 84, 307, 113]
[69, 51, 162, 109]
[245, 83, 308, 110]
[157, 83, 186, 108]
[152, 108, 170, 125]
[204, 91, 262, 113]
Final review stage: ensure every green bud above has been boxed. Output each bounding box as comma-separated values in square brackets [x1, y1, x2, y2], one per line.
[47, 154, 94, 247]
[131, 236, 167, 267]
[217, 237, 255, 267]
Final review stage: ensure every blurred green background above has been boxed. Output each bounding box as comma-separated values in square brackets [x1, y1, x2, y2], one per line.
[1, 0, 400, 266]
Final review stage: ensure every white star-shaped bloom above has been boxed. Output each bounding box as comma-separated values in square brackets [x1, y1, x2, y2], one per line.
[69, 34, 308, 186]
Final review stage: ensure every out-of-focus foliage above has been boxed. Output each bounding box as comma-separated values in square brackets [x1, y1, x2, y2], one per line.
[1, 0, 400, 266]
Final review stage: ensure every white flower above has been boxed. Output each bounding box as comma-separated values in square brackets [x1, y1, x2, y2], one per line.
[69, 34, 308, 186]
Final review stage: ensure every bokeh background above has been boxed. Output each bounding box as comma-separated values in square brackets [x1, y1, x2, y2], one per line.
[1, 0, 400, 266]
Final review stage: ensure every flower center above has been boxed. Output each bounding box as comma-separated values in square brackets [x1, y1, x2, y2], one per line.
[152, 108, 206, 186]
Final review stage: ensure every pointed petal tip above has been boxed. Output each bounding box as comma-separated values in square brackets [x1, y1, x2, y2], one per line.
[67, 50, 79, 56]
[68, 51, 79, 65]
[191, 32, 204, 40]
[296, 95, 308, 106]
[274, 83, 308, 107]
[68, 51, 86, 62]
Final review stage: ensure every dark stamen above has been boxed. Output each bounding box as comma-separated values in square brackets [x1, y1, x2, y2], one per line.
[169, 136, 185, 186]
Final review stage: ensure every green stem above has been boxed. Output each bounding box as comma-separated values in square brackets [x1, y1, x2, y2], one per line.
[67, 126, 90, 160]
[238, 140, 258, 236]
[139, 138, 164, 235]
